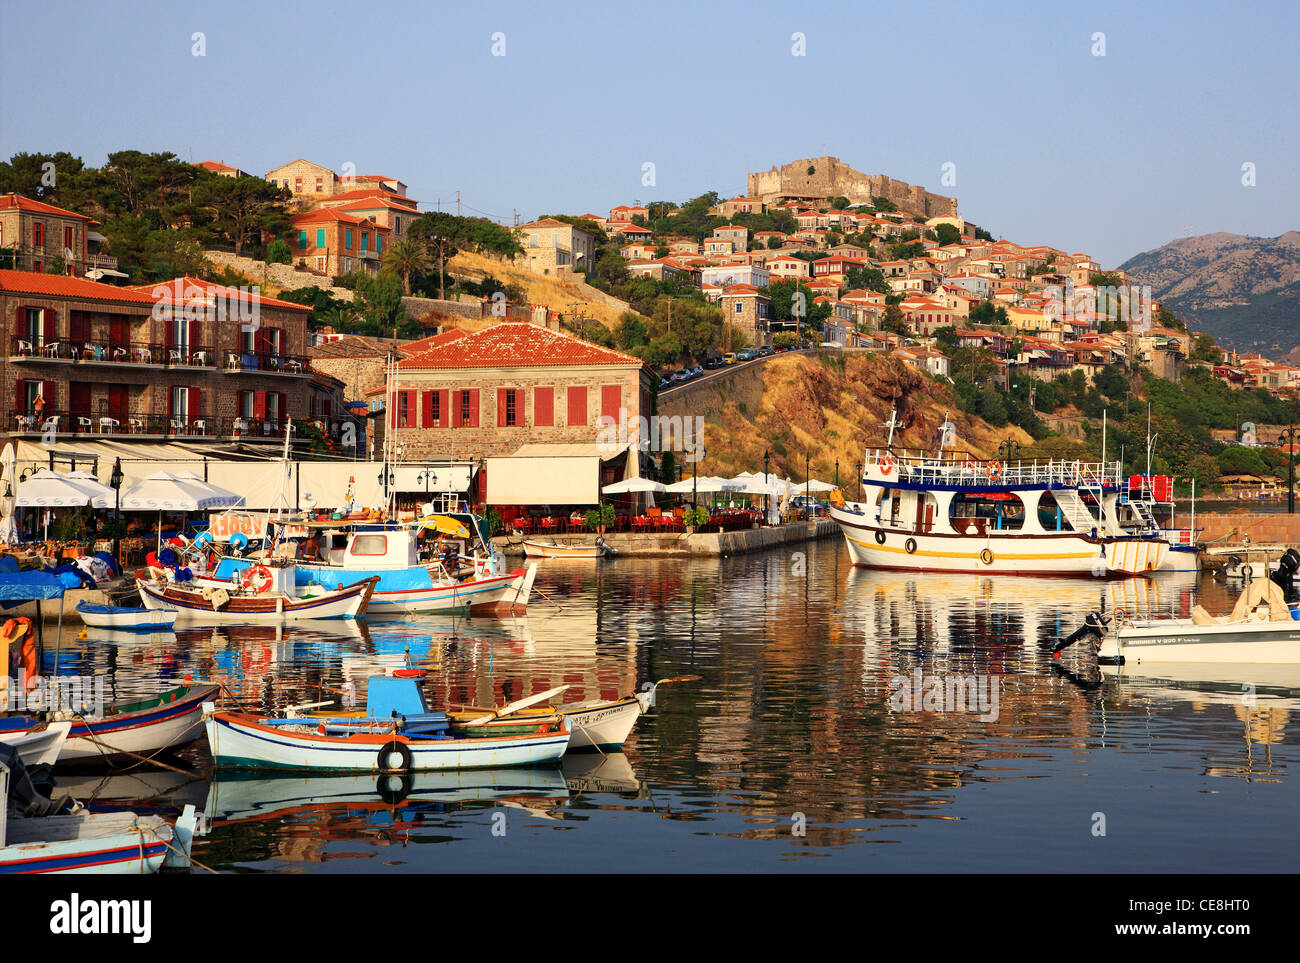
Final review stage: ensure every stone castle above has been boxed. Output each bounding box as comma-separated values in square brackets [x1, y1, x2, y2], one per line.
[746, 156, 958, 218]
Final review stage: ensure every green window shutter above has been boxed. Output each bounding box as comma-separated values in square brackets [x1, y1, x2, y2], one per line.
[316, 228, 325, 247]
[298, 231, 308, 250]
[377, 235, 383, 254]
[345, 229, 352, 249]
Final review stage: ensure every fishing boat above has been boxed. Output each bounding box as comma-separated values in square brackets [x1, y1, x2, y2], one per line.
[0, 722, 72, 767]
[202, 669, 570, 772]
[1, 763, 200, 873]
[1056, 577, 1300, 665]
[211, 526, 537, 617]
[522, 538, 610, 559]
[139, 565, 378, 623]
[0, 682, 221, 764]
[447, 676, 700, 751]
[829, 409, 1168, 577]
[75, 601, 177, 631]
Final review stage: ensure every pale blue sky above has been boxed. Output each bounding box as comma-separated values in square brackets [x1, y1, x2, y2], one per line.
[2, 0, 1296, 266]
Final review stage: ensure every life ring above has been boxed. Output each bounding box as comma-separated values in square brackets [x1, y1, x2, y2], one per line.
[377, 739, 412, 771]
[874, 530, 886, 545]
[879, 454, 894, 476]
[247, 565, 274, 594]
[904, 538, 918, 555]
[392, 668, 427, 679]
[986, 461, 1003, 482]
[980, 548, 994, 565]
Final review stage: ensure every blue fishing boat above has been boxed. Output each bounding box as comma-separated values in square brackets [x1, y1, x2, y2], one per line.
[75, 600, 177, 631]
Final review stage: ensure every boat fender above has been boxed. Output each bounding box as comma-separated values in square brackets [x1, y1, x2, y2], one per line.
[979, 548, 994, 565]
[874, 530, 886, 545]
[377, 739, 412, 771]
[247, 565, 274, 594]
[904, 538, 917, 555]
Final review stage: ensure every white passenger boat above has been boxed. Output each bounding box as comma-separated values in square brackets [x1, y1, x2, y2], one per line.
[830, 412, 1167, 577]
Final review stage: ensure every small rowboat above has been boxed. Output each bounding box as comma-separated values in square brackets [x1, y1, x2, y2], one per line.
[0, 682, 221, 764]
[138, 574, 378, 623]
[202, 670, 570, 772]
[0, 762, 201, 874]
[522, 539, 610, 559]
[0, 721, 72, 767]
[75, 601, 177, 631]
[448, 676, 701, 751]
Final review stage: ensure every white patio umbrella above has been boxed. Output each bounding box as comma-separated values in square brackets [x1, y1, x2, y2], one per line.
[801, 479, 838, 493]
[15, 469, 112, 508]
[170, 471, 245, 506]
[664, 475, 743, 494]
[119, 472, 244, 511]
[602, 477, 667, 494]
[0, 443, 18, 543]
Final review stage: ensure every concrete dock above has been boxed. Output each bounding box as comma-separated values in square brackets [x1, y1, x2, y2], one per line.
[493, 519, 840, 558]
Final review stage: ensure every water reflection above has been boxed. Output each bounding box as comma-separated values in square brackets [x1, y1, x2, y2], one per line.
[35, 542, 1300, 871]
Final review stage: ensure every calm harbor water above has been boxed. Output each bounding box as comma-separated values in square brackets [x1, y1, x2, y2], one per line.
[44, 539, 1300, 873]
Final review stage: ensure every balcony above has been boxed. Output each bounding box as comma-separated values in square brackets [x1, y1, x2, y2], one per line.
[10, 337, 217, 369]
[221, 351, 310, 376]
[10, 410, 297, 441]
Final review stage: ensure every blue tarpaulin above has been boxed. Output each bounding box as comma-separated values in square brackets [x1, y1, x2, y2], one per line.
[0, 569, 77, 607]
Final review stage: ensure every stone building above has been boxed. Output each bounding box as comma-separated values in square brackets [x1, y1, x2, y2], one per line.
[0, 270, 351, 447]
[0, 194, 118, 279]
[266, 159, 408, 203]
[383, 322, 653, 461]
[287, 208, 392, 277]
[515, 218, 597, 275]
[746, 156, 958, 217]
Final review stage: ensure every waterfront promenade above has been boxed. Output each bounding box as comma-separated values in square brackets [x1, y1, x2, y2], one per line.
[493, 519, 839, 558]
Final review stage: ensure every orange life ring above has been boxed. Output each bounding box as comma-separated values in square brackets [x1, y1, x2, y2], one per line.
[986, 461, 1003, 482]
[247, 565, 274, 594]
[879, 454, 895, 476]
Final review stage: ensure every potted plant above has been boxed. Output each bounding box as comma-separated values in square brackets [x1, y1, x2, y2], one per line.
[598, 503, 615, 534]
[585, 507, 602, 533]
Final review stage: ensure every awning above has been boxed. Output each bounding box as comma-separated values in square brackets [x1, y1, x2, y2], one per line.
[486, 455, 602, 506]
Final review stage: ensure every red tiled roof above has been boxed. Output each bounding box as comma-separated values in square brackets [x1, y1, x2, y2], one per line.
[398, 329, 468, 355]
[0, 268, 156, 305]
[124, 276, 311, 312]
[290, 208, 392, 231]
[399, 322, 646, 370]
[332, 197, 421, 215]
[196, 160, 238, 173]
[0, 192, 93, 221]
[324, 188, 418, 208]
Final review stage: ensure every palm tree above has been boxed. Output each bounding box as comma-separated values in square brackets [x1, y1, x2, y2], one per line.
[382, 238, 430, 295]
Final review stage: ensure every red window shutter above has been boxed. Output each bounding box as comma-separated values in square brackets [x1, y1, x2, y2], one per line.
[468, 389, 480, 427]
[567, 386, 587, 426]
[42, 310, 54, 342]
[189, 387, 201, 421]
[497, 388, 508, 427]
[601, 385, 621, 422]
[42, 381, 55, 409]
[165, 319, 175, 347]
[253, 391, 267, 420]
[421, 390, 434, 428]
[534, 387, 553, 427]
[451, 390, 462, 428]
[14, 379, 25, 413]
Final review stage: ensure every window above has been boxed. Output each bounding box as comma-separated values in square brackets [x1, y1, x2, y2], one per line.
[315, 177, 323, 192]
[345, 229, 352, 250]
[395, 216, 401, 234]
[430, 391, 441, 425]
[567, 386, 587, 426]
[239, 391, 254, 418]
[361, 232, 368, 253]
[350, 535, 388, 556]
[735, 302, 744, 313]
[316, 228, 325, 248]
[504, 389, 518, 426]
[33, 222, 44, 247]
[398, 391, 410, 427]
[295, 178, 302, 191]
[64, 226, 73, 250]
[460, 390, 472, 425]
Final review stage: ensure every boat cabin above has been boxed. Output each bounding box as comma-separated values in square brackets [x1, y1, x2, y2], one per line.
[365, 673, 449, 737]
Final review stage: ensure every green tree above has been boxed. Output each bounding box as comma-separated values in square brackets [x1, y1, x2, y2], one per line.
[265, 239, 292, 264]
[933, 223, 961, 247]
[354, 271, 406, 337]
[382, 237, 431, 295]
[193, 173, 291, 256]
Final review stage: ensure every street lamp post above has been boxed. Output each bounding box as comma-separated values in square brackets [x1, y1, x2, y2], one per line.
[835, 458, 839, 489]
[1283, 424, 1299, 515]
[805, 451, 810, 519]
[855, 460, 862, 502]
[110, 457, 123, 568]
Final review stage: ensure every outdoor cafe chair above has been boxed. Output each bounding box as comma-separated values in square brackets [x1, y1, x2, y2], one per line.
[98, 417, 119, 433]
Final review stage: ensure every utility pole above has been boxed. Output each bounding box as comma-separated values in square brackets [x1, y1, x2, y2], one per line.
[456, 191, 461, 216]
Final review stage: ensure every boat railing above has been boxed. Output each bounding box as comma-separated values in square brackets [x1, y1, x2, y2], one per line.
[865, 449, 1123, 489]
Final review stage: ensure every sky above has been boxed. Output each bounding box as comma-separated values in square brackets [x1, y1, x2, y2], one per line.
[2, 0, 1297, 267]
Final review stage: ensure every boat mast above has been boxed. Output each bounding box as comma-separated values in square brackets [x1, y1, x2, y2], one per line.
[883, 407, 901, 449]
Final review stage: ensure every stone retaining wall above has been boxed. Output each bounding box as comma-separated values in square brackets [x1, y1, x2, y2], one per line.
[493, 519, 838, 558]
[1176, 512, 1300, 546]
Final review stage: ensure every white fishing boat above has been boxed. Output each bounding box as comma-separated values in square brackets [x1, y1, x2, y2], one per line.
[202, 670, 570, 772]
[522, 538, 610, 559]
[139, 565, 378, 623]
[0, 763, 200, 874]
[75, 601, 177, 631]
[1058, 578, 1300, 665]
[0, 722, 72, 767]
[830, 409, 1168, 577]
[212, 527, 537, 617]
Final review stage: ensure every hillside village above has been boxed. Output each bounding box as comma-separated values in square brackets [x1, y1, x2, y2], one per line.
[1, 150, 1297, 499]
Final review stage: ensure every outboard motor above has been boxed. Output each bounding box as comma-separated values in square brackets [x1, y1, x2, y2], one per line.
[1271, 550, 1299, 589]
[0, 743, 69, 817]
[1053, 610, 1110, 656]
